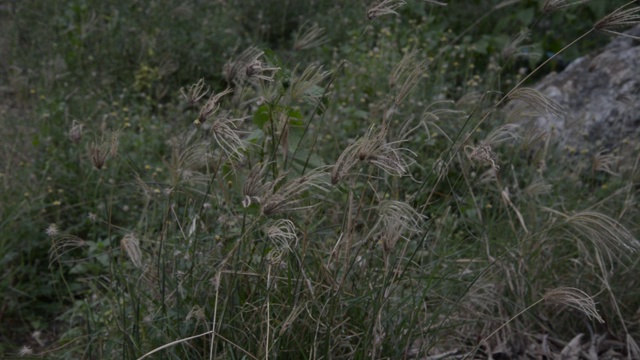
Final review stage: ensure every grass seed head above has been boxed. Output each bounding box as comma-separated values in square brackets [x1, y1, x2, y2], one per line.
[544, 287, 604, 323]
[121, 233, 143, 268]
[180, 78, 209, 108]
[223, 47, 279, 85]
[265, 219, 298, 250]
[594, 3, 640, 38]
[542, 0, 590, 14]
[261, 170, 330, 216]
[68, 120, 83, 144]
[196, 87, 233, 125]
[374, 200, 424, 253]
[389, 49, 428, 106]
[367, 0, 407, 20]
[293, 22, 328, 51]
[89, 141, 110, 170]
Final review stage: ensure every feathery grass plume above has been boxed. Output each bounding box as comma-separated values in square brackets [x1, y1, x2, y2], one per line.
[367, 0, 407, 19]
[592, 150, 621, 176]
[68, 120, 83, 144]
[424, 0, 448, 5]
[543, 207, 640, 258]
[242, 162, 273, 208]
[288, 64, 331, 107]
[543, 287, 604, 323]
[520, 126, 547, 151]
[372, 200, 424, 253]
[208, 112, 248, 161]
[195, 87, 233, 125]
[506, 87, 565, 118]
[265, 219, 298, 250]
[109, 129, 121, 158]
[524, 177, 552, 198]
[293, 22, 328, 51]
[466, 143, 500, 170]
[49, 234, 87, 267]
[180, 78, 208, 108]
[388, 49, 428, 106]
[223, 47, 279, 85]
[501, 30, 540, 62]
[166, 132, 209, 187]
[121, 233, 143, 268]
[466, 124, 521, 171]
[542, 0, 590, 14]
[484, 123, 521, 146]
[261, 169, 330, 216]
[331, 125, 415, 184]
[594, 2, 640, 39]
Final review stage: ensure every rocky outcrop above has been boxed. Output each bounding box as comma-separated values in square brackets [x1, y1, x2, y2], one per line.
[525, 25, 640, 153]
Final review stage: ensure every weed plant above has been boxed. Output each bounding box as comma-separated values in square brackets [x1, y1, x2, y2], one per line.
[2, 0, 640, 359]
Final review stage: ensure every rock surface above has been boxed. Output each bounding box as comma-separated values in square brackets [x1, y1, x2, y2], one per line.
[525, 25, 640, 152]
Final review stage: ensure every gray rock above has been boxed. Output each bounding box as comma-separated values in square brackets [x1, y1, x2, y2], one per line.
[523, 25, 640, 152]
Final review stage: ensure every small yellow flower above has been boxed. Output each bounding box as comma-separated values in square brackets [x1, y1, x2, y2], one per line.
[53, 200, 62, 206]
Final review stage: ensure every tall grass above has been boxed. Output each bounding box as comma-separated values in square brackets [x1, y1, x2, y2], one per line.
[2, 0, 640, 358]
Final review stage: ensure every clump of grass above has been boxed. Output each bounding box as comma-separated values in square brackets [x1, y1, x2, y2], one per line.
[3, 0, 640, 359]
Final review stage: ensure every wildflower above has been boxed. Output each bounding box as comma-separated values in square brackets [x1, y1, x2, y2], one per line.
[18, 345, 33, 357]
[46, 224, 59, 237]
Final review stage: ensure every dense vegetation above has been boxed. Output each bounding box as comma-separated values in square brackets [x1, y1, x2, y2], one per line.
[1, 0, 639, 358]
